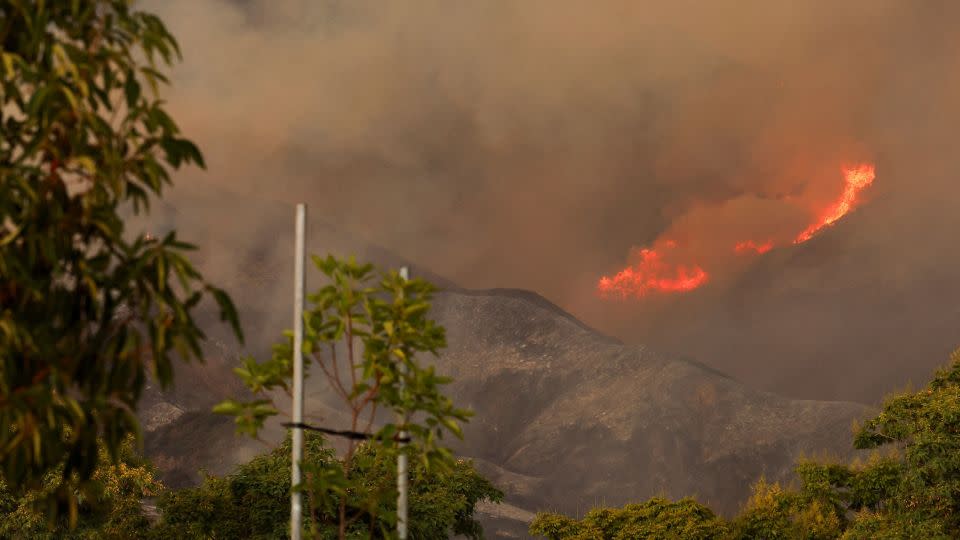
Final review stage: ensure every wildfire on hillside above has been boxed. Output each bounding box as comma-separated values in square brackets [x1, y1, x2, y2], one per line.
[599, 163, 876, 300]
[598, 243, 708, 299]
[734, 240, 774, 255]
[794, 164, 876, 244]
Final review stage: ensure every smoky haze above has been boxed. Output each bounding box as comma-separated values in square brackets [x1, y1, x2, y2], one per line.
[144, 0, 960, 402]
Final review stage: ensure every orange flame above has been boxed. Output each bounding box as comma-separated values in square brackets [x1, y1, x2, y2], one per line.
[598, 247, 709, 299]
[734, 240, 773, 255]
[599, 161, 876, 301]
[795, 164, 876, 243]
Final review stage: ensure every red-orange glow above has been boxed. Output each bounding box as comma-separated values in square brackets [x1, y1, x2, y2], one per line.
[599, 161, 876, 302]
[734, 240, 773, 255]
[795, 164, 876, 243]
[598, 247, 709, 299]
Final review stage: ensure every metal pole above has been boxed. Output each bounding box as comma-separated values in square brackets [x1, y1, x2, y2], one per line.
[290, 204, 307, 540]
[397, 266, 409, 540]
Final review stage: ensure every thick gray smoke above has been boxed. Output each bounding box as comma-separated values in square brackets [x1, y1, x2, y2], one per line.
[143, 0, 960, 402]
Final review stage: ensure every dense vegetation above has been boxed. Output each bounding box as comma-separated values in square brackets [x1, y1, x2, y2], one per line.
[530, 350, 960, 539]
[0, 432, 501, 539]
[0, 0, 240, 520]
[153, 433, 501, 539]
[0, 436, 162, 539]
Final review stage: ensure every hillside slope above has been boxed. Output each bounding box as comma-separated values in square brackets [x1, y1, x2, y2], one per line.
[142, 285, 870, 528]
[430, 289, 870, 517]
[135, 183, 871, 535]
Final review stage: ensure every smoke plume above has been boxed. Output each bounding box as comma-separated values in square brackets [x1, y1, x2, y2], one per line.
[143, 0, 960, 402]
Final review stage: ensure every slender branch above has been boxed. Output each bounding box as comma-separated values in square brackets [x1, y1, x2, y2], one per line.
[354, 375, 379, 414]
[346, 313, 357, 392]
[362, 399, 379, 437]
[315, 353, 350, 404]
[317, 344, 350, 403]
[357, 366, 382, 436]
[329, 343, 350, 405]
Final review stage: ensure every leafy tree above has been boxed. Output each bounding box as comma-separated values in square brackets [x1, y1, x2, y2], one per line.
[0, 435, 163, 539]
[725, 475, 843, 540]
[530, 498, 728, 540]
[0, 0, 241, 521]
[350, 443, 503, 539]
[215, 255, 481, 538]
[530, 349, 960, 539]
[153, 432, 502, 539]
[151, 437, 318, 540]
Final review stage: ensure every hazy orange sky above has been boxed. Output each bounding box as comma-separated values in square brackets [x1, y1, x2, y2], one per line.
[143, 1, 960, 385]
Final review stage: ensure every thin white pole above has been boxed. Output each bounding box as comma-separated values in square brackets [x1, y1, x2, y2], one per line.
[397, 266, 409, 540]
[290, 204, 307, 540]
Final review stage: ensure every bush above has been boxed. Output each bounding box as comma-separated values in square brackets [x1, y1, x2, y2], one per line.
[530, 497, 728, 540]
[153, 432, 502, 539]
[0, 436, 162, 539]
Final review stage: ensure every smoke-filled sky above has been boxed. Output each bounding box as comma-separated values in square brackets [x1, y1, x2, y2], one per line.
[143, 0, 960, 401]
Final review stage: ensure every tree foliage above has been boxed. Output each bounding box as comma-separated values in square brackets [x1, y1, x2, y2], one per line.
[0, 435, 163, 539]
[530, 349, 960, 539]
[0, 0, 241, 520]
[530, 498, 727, 540]
[215, 255, 483, 538]
[0, 432, 501, 539]
[152, 432, 502, 539]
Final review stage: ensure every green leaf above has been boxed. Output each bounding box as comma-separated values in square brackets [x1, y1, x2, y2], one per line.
[1, 52, 18, 75]
[124, 73, 141, 108]
[212, 401, 242, 415]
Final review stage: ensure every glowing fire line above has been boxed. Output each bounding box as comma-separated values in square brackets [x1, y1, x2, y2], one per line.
[598, 162, 876, 301]
[795, 163, 876, 243]
[598, 247, 708, 299]
[734, 240, 773, 255]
